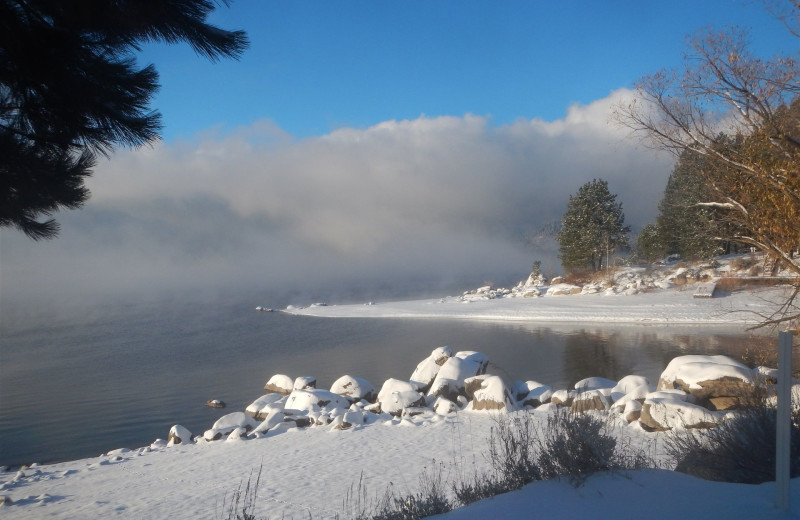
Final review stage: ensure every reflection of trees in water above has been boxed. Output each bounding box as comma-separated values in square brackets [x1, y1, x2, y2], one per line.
[559, 328, 774, 388]
[562, 330, 635, 384]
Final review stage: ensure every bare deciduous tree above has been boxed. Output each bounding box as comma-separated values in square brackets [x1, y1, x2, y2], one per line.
[614, 18, 800, 328]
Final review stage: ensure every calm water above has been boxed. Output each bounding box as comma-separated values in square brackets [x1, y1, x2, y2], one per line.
[0, 296, 770, 468]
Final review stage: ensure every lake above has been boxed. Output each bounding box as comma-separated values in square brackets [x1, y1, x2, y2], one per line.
[0, 295, 768, 468]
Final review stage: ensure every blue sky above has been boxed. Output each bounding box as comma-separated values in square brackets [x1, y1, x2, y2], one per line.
[140, 0, 796, 140]
[3, 0, 798, 304]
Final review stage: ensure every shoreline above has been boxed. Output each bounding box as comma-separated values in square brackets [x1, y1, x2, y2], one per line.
[282, 286, 789, 326]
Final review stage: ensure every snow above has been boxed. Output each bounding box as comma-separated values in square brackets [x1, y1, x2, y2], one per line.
[658, 355, 753, 389]
[2, 266, 799, 519]
[283, 286, 790, 325]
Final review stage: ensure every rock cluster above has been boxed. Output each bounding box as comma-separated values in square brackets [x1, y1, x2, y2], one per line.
[166, 350, 792, 445]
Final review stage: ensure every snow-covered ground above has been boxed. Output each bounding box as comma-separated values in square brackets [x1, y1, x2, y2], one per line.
[3, 259, 799, 519]
[283, 287, 785, 324]
[2, 406, 798, 519]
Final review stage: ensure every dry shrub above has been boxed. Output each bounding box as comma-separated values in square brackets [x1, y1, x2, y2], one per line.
[730, 256, 756, 271]
[667, 404, 800, 484]
[564, 270, 594, 286]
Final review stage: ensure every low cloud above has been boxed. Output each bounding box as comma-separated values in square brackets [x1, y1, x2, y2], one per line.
[1, 89, 673, 304]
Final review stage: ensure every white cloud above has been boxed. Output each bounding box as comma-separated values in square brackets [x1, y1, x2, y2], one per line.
[1, 89, 673, 303]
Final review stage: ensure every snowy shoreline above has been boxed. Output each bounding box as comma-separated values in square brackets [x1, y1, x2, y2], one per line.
[2, 260, 798, 519]
[282, 286, 788, 325]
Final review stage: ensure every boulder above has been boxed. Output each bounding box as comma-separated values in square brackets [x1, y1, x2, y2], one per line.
[427, 351, 489, 398]
[264, 374, 294, 395]
[167, 424, 192, 446]
[245, 394, 286, 420]
[551, 276, 566, 284]
[433, 397, 458, 415]
[285, 389, 350, 414]
[623, 400, 642, 423]
[640, 391, 721, 431]
[571, 390, 610, 413]
[204, 412, 258, 441]
[330, 375, 377, 403]
[658, 355, 755, 407]
[293, 376, 317, 390]
[409, 346, 453, 391]
[205, 399, 226, 409]
[610, 375, 651, 402]
[471, 375, 515, 411]
[550, 389, 576, 407]
[546, 284, 582, 296]
[517, 382, 553, 407]
[254, 410, 285, 434]
[377, 378, 426, 416]
[574, 377, 617, 392]
[464, 375, 490, 400]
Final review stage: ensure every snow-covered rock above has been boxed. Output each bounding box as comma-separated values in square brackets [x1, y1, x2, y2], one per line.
[293, 376, 316, 390]
[546, 283, 582, 296]
[285, 389, 350, 414]
[409, 346, 452, 391]
[377, 379, 425, 416]
[264, 374, 294, 395]
[640, 392, 723, 431]
[574, 377, 617, 392]
[203, 412, 258, 441]
[245, 393, 286, 420]
[658, 355, 754, 409]
[471, 375, 515, 411]
[571, 389, 610, 412]
[167, 425, 192, 446]
[330, 375, 377, 402]
[427, 351, 488, 399]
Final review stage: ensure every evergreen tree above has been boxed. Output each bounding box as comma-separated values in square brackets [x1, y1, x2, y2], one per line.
[1, 0, 248, 239]
[557, 179, 630, 272]
[655, 150, 723, 260]
[636, 223, 666, 263]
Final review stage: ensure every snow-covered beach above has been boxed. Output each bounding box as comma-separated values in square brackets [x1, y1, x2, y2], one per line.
[2, 263, 798, 519]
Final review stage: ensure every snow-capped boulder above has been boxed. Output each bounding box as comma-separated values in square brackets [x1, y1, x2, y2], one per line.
[203, 412, 258, 441]
[293, 376, 317, 390]
[427, 351, 488, 399]
[639, 391, 721, 431]
[409, 346, 453, 391]
[471, 375, 515, 411]
[546, 284, 582, 296]
[658, 355, 754, 409]
[550, 389, 576, 407]
[514, 381, 553, 407]
[574, 377, 617, 392]
[225, 427, 248, 442]
[610, 375, 651, 402]
[205, 399, 225, 408]
[571, 389, 610, 412]
[433, 397, 458, 415]
[334, 410, 365, 430]
[623, 399, 642, 423]
[330, 375, 377, 403]
[464, 374, 490, 400]
[167, 425, 192, 446]
[377, 379, 425, 416]
[245, 393, 286, 420]
[254, 410, 285, 434]
[285, 389, 350, 414]
[264, 374, 294, 395]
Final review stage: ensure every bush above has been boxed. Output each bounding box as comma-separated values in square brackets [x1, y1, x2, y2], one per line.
[346, 464, 453, 520]
[533, 409, 617, 486]
[221, 466, 263, 520]
[667, 404, 800, 484]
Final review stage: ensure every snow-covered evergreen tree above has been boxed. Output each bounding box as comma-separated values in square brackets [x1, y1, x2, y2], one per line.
[557, 179, 630, 272]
